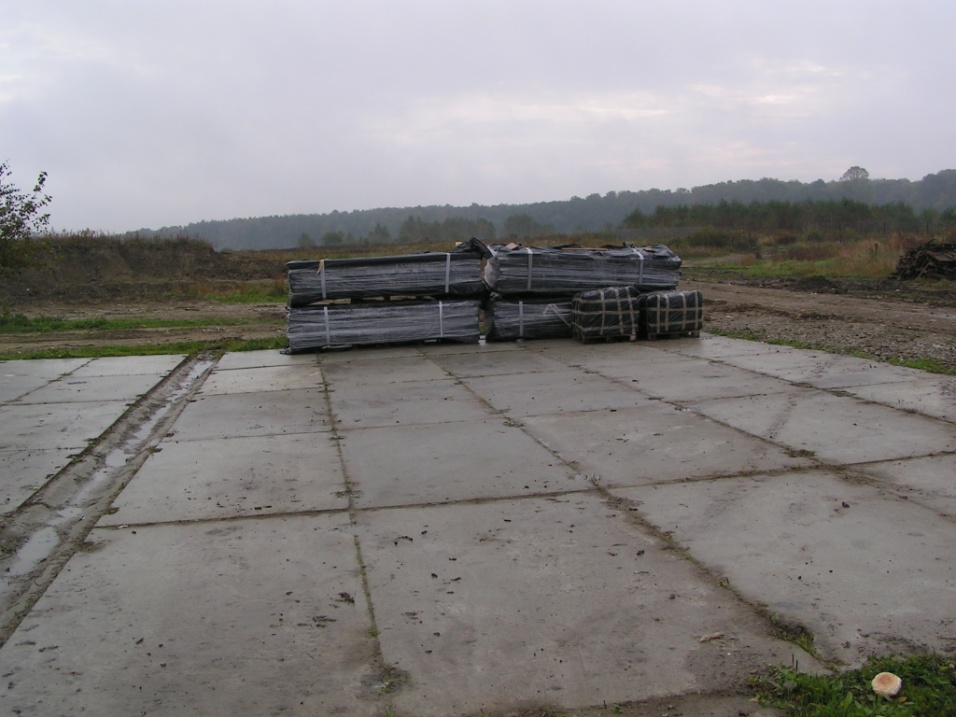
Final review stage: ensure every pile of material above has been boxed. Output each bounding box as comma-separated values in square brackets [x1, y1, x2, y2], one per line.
[891, 240, 956, 280]
[286, 242, 487, 352]
[285, 239, 701, 351]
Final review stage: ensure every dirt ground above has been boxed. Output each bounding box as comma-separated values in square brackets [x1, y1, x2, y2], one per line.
[1, 243, 954, 370]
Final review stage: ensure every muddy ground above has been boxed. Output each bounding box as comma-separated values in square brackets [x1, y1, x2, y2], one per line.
[0, 243, 953, 370]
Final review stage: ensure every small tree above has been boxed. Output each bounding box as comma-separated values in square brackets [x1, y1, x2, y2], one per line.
[840, 166, 870, 182]
[1, 162, 52, 268]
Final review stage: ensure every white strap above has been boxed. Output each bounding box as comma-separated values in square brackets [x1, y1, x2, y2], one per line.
[525, 247, 534, 291]
[518, 300, 524, 338]
[318, 259, 327, 299]
[323, 306, 331, 346]
[438, 301, 444, 338]
[444, 253, 451, 293]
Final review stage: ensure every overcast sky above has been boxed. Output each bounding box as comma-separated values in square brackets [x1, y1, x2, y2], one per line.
[3, 1, 954, 233]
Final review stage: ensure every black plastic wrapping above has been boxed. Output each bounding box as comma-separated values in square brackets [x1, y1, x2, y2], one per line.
[483, 243, 681, 295]
[286, 299, 481, 352]
[639, 290, 703, 336]
[570, 286, 642, 342]
[287, 240, 488, 306]
[486, 297, 573, 341]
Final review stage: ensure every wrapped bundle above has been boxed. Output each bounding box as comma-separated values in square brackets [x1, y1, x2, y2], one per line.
[571, 286, 642, 342]
[486, 297, 573, 341]
[286, 299, 481, 352]
[287, 241, 489, 306]
[639, 290, 703, 338]
[483, 243, 681, 295]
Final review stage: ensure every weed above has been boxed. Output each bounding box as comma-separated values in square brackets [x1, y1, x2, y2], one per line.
[0, 336, 289, 361]
[0, 311, 253, 334]
[752, 653, 956, 716]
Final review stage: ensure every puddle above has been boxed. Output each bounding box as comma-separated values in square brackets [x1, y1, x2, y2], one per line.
[5, 528, 59, 577]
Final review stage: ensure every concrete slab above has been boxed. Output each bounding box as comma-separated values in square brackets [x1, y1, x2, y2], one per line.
[339, 418, 584, 509]
[360, 495, 814, 716]
[0, 448, 75, 515]
[464, 368, 655, 417]
[0, 401, 129, 450]
[853, 454, 956, 519]
[169, 388, 333, 440]
[645, 334, 777, 360]
[0, 514, 382, 716]
[327, 378, 492, 429]
[215, 348, 317, 370]
[13, 372, 167, 404]
[0, 373, 50, 403]
[612, 469, 956, 665]
[419, 341, 524, 356]
[318, 345, 431, 365]
[688, 388, 956, 464]
[588, 357, 796, 403]
[0, 358, 89, 378]
[99, 433, 349, 526]
[840, 376, 956, 423]
[199, 363, 325, 395]
[720, 350, 923, 389]
[430, 349, 570, 378]
[70, 354, 186, 377]
[529, 338, 654, 365]
[322, 354, 450, 387]
[522, 404, 813, 487]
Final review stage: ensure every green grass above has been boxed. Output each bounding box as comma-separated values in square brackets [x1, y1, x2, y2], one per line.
[752, 654, 956, 716]
[0, 311, 263, 334]
[0, 336, 288, 361]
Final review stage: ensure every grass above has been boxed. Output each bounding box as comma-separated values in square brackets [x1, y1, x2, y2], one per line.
[0, 336, 288, 361]
[752, 653, 956, 716]
[0, 311, 261, 334]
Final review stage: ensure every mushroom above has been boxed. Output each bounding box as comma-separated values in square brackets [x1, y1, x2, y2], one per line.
[871, 671, 902, 699]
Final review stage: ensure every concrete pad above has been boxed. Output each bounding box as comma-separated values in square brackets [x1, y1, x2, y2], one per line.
[0, 448, 75, 515]
[318, 345, 429, 365]
[841, 376, 956, 423]
[419, 341, 524, 356]
[339, 418, 583, 509]
[169, 388, 332, 441]
[853, 454, 956, 518]
[199, 364, 325, 395]
[0, 358, 89, 378]
[327, 379, 492, 428]
[215, 348, 317, 370]
[522, 404, 813, 487]
[360, 495, 813, 716]
[0, 401, 129, 450]
[530, 338, 654, 365]
[647, 334, 777, 360]
[99, 433, 349, 526]
[322, 354, 450, 387]
[70, 354, 186, 377]
[0, 373, 50, 403]
[588, 357, 796, 403]
[14, 372, 167, 404]
[689, 388, 956, 464]
[0, 514, 381, 716]
[721, 350, 922, 389]
[465, 369, 654, 418]
[613, 470, 956, 665]
[430, 349, 570, 378]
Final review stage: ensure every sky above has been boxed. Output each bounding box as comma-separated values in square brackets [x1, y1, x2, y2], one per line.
[3, 1, 955, 233]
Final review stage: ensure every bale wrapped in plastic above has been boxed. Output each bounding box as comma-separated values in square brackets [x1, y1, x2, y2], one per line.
[486, 296, 573, 341]
[639, 290, 703, 338]
[286, 299, 481, 352]
[287, 239, 490, 306]
[570, 286, 642, 342]
[483, 243, 681, 295]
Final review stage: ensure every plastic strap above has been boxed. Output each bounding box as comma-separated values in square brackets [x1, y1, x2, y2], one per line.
[323, 306, 331, 346]
[518, 300, 524, 338]
[318, 259, 327, 300]
[632, 247, 644, 287]
[525, 248, 533, 291]
[543, 303, 571, 327]
[438, 301, 444, 338]
[444, 253, 451, 293]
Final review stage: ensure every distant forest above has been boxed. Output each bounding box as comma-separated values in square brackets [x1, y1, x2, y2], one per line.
[134, 169, 956, 251]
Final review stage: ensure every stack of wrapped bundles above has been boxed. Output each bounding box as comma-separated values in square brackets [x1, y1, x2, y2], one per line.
[286, 241, 488, 351]
[570, 286, 642, 342]
[639, 290, 703, 339]
[287, 240, 488, 306]
[287, 299, 481, 352]
[485, 297, 573, 341]
[482, 243, 681, 295]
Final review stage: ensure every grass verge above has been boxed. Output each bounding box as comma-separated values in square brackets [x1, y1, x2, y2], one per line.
[0, 311, 257, 334]
[752, 653, 956, 716]
[0, 336, 288, 361]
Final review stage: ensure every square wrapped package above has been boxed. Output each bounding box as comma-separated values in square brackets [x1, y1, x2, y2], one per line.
[570, 286, 641, 342]
[639, 290, 703, 338]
